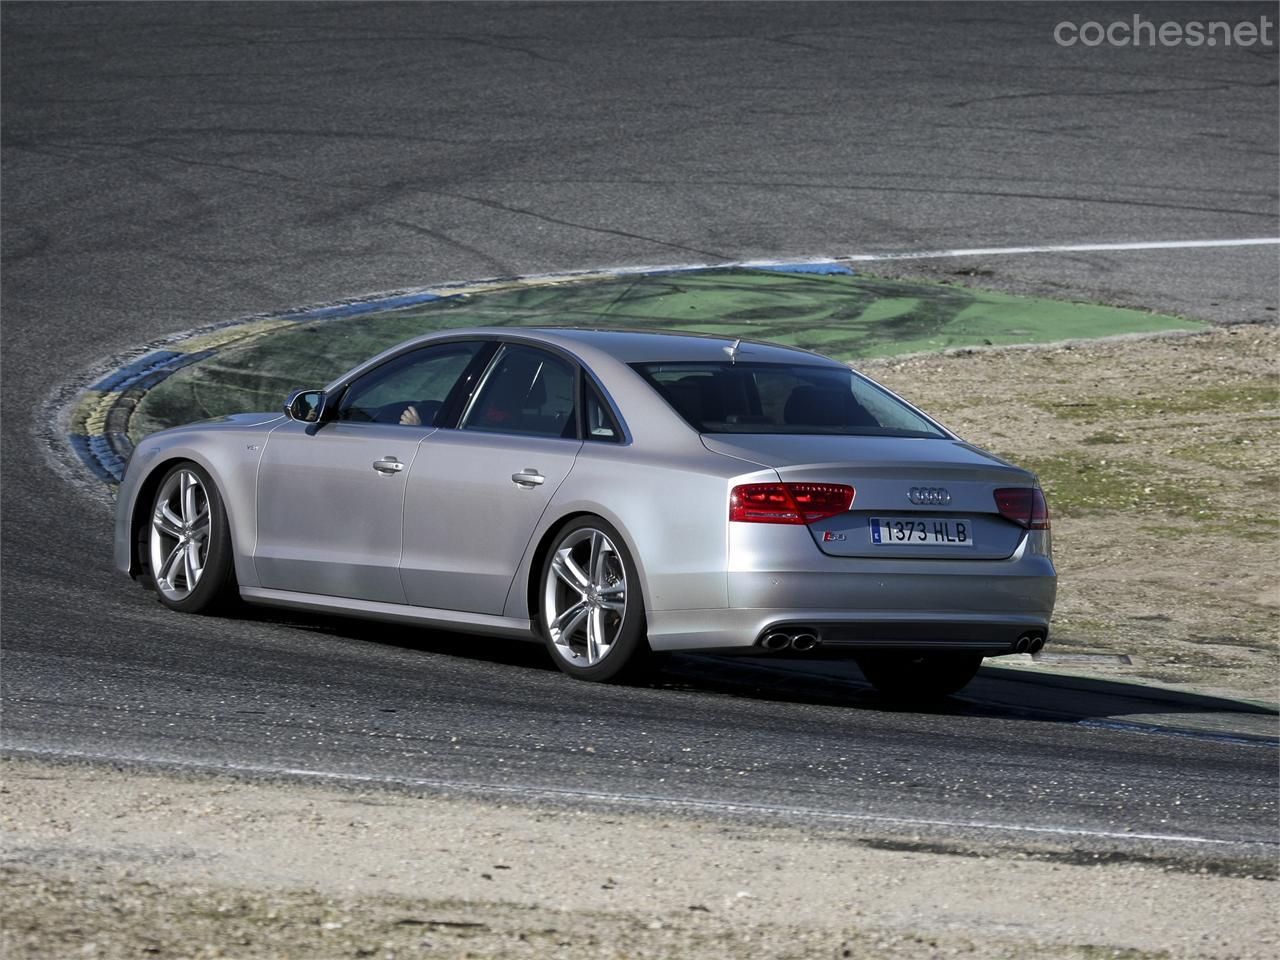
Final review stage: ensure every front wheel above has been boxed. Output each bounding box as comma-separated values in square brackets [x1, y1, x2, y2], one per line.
[146, 462, 237, 613]
[855, 653, 983, 701]
[538, 517, 648, 682]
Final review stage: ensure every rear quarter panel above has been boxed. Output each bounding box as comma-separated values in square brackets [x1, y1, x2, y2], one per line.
[503, 444, 776, 620]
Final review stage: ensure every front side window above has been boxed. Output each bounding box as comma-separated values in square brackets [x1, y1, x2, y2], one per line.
[337, 341, 485, 426]
[632, 361, 945, 438]
[462, 344, 577, 438]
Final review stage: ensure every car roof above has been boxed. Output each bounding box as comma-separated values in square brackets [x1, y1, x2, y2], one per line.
[469, 326, 845, 366]
[326, 326, 849, 398]
[323, 326, 870, 451]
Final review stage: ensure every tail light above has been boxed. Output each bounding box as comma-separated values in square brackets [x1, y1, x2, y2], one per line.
[730, 483, 855, 525]
[993, 487, 1050, 529]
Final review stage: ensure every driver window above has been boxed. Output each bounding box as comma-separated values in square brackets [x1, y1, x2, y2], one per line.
[462, 345, 577, 438]
[337, 341, 484, 426]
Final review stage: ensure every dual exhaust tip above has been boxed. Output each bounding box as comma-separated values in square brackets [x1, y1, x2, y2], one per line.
[1015, 632, 1046, 654]
[760, 629, 1045, 655]
[760, 629, 821, 653]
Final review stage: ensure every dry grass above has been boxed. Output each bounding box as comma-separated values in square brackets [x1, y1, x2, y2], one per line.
[866, 326, 1279, 700]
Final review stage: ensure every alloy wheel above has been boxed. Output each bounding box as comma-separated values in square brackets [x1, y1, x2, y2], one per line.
[149, 469, 211, 602]
[544, 527, 628, 667]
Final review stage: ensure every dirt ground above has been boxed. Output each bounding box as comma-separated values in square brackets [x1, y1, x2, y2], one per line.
[862, 325, 1279, 703]
[3, 759, 1277, 960]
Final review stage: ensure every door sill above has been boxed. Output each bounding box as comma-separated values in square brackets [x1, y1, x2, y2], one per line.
[239, 587, 537, 640]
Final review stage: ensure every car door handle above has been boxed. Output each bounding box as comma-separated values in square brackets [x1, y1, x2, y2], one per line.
[373, 456, 405, 475]
[511, 469, 545, 488]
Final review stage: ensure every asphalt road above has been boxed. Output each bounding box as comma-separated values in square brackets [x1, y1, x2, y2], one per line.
[2, 2, 1277, 862]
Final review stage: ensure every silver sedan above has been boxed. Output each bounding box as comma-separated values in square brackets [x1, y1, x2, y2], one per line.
[114, 328, 1056, 698]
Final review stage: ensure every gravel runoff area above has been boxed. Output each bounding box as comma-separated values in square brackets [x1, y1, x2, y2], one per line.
[3, 758, 1277, 960]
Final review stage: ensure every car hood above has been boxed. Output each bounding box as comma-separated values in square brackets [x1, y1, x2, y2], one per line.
[142, 412, 284, 441]
[196, 412, 283, 426]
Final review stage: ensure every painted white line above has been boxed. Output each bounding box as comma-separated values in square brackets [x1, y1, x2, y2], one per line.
[842, 237, 1280, 262]
[6, 745, 1274, 850]
[416, 237, 1280, 291]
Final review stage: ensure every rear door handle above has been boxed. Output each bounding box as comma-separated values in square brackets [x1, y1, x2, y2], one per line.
[511, 469, 545, 488]
[373, 456, 405, 475]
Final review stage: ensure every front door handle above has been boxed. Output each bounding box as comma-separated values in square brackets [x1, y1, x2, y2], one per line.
[511, 469, 545, 488]
[373, 456, 405, 475]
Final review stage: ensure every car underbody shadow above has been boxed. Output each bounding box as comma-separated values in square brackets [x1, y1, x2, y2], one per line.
[219, 604, 558, 673]
[216, 604, 1276, 741]
[656, 653, 1278, 743]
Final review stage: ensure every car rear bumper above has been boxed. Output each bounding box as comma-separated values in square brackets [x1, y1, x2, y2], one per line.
[646, 608, 1053, 655]
[646, 528, 1056, 655]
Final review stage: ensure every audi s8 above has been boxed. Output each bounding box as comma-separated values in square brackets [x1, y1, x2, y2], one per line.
[114, 328, 1056, 698]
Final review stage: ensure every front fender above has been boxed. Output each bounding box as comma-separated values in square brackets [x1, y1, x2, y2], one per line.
[114, 418, 281, 587]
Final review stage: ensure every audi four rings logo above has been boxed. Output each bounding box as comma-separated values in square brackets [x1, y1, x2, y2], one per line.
[909, 486, 951, 505]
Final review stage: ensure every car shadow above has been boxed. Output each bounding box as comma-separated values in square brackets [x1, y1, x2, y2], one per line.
[657, 654, 1278, 740]
[232, 606, 1278, 740]
[225, 604, 558, 672]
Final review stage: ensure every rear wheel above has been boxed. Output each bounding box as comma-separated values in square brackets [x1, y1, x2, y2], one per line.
[539, 517, 648, 682]
[146, 462, 237, 613]
[856, 653, 983, 700]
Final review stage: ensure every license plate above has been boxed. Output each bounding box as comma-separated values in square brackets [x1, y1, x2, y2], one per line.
[870, 517, 974, 546]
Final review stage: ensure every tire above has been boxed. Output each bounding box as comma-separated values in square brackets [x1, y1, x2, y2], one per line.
[145, 462, 237, 613]
[537, 516, 648, 682]
[855, 652, 983, 701]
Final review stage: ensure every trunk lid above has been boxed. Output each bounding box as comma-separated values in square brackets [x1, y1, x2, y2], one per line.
[704, 434, 1035, 560]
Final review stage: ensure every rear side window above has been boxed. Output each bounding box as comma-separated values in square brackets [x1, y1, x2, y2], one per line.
[584, 380, 622, 442]
[463, 344, 577, 438]
[632, 361, 944, 438]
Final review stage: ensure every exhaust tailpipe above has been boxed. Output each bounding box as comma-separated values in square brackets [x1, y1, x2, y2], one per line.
[790, 632, 820, 652]
[761, 631, 792, 651]
[1014, 635, 1031, 654]
[1028, 635, 1046, 654]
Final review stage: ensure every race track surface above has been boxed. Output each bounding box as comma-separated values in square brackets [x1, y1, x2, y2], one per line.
[3, 2, 1277, 863]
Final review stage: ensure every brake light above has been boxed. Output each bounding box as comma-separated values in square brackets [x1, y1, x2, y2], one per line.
[730, 483, 855, 524]
[993, 487, 1050, 529]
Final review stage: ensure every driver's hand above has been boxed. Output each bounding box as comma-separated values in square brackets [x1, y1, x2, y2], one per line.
[399, 405, 422, 426]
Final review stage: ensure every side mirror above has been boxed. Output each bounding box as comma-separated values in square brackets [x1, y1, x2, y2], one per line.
[284, 389, 325, 423]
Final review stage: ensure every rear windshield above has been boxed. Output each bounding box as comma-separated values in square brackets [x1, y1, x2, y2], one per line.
[632, 362, 946, 438]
